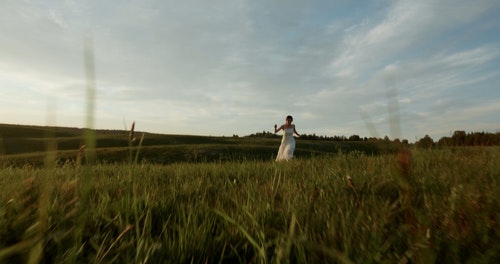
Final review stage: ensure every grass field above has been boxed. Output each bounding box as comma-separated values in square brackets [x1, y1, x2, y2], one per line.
[0, 124, 395, 167]
[0, 124, 499, 263]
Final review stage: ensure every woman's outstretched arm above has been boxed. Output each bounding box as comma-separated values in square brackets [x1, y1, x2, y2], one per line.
[293, 125, 301, 137]
[274, 124, 283, 133]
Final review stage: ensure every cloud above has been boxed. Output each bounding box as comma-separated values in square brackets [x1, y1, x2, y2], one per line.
[440, 47, 500, 67]
[318, 0, 500, 139]
[327, 0, 498, 77]
[1, 0, 499, 140]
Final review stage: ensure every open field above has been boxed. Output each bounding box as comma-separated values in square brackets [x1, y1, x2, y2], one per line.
[1, 124, 499, 263]
[1, 132, 499, 263]
[0, 124, 398, 167]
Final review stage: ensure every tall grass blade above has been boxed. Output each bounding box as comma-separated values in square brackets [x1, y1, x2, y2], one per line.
[128, 121, 135, 164]
[360, 110, 380, 139]
[84, 31, 96, 164]
[0, 237, 41, 260]
[135, 132, 145, 164]
[276, 213, 297, 263]
[67, 31, 98, 263]
[385, 84, 402, 140]
[212, 209, 267, 262]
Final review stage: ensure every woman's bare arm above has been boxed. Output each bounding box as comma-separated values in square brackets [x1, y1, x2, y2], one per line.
[274, 124, 284, 133]
[293, 125, 300, 137]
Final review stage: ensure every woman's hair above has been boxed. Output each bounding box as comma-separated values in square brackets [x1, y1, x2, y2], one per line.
[286, 115, 293, 121]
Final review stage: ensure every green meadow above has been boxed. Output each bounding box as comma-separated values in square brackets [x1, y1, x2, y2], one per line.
[0, 124, 393, 167]
[0, 124, 499, 263]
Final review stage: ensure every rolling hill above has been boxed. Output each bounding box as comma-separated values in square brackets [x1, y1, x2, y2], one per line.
[0, 123, 393, 166]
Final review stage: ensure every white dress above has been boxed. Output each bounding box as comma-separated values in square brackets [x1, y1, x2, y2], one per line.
[276, 127, 296, 161]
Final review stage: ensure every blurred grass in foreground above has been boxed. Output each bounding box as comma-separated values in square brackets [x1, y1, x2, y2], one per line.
[1, 147, 499, 263]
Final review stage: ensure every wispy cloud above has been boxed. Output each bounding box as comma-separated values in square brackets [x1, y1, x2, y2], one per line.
[0, 0, 499, 139]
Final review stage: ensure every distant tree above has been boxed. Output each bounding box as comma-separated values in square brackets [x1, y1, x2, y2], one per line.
[452, 130, 466, 146]
[416, 135, 434, 148]
[246, 131, 277, 138]
[435, 131, 500, 147]
[488, 132, 499, 145]
[464, 132, 473, 146]
[348, 135, 361, 141]
[333, 135, 346, 141]
[437, 137, 453, 147]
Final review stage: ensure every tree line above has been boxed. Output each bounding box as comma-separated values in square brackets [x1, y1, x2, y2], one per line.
[416, 131, 500, 148]
[246, 130, 500, 148]
[246, 131, 405, 143]
[246, 131, 372, 141]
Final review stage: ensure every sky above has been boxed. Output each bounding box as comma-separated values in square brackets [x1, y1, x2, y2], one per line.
[1, 0, 499, 142]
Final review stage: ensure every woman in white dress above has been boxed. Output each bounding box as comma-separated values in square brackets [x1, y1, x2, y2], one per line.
[274, 115, 301, 161]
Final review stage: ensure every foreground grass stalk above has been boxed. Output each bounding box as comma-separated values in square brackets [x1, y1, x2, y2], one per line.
[68, 33, 97, 262]
[213, 208, 267, 262]
[0, 237, 42, 260]
[135, 133, 145, 165]
[83, 32, 96, 164]
[27, 176, 52, 264]
[96, 225, 134, 264]
[275, 213, 297, 263]
[128, 121, 135, 164]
